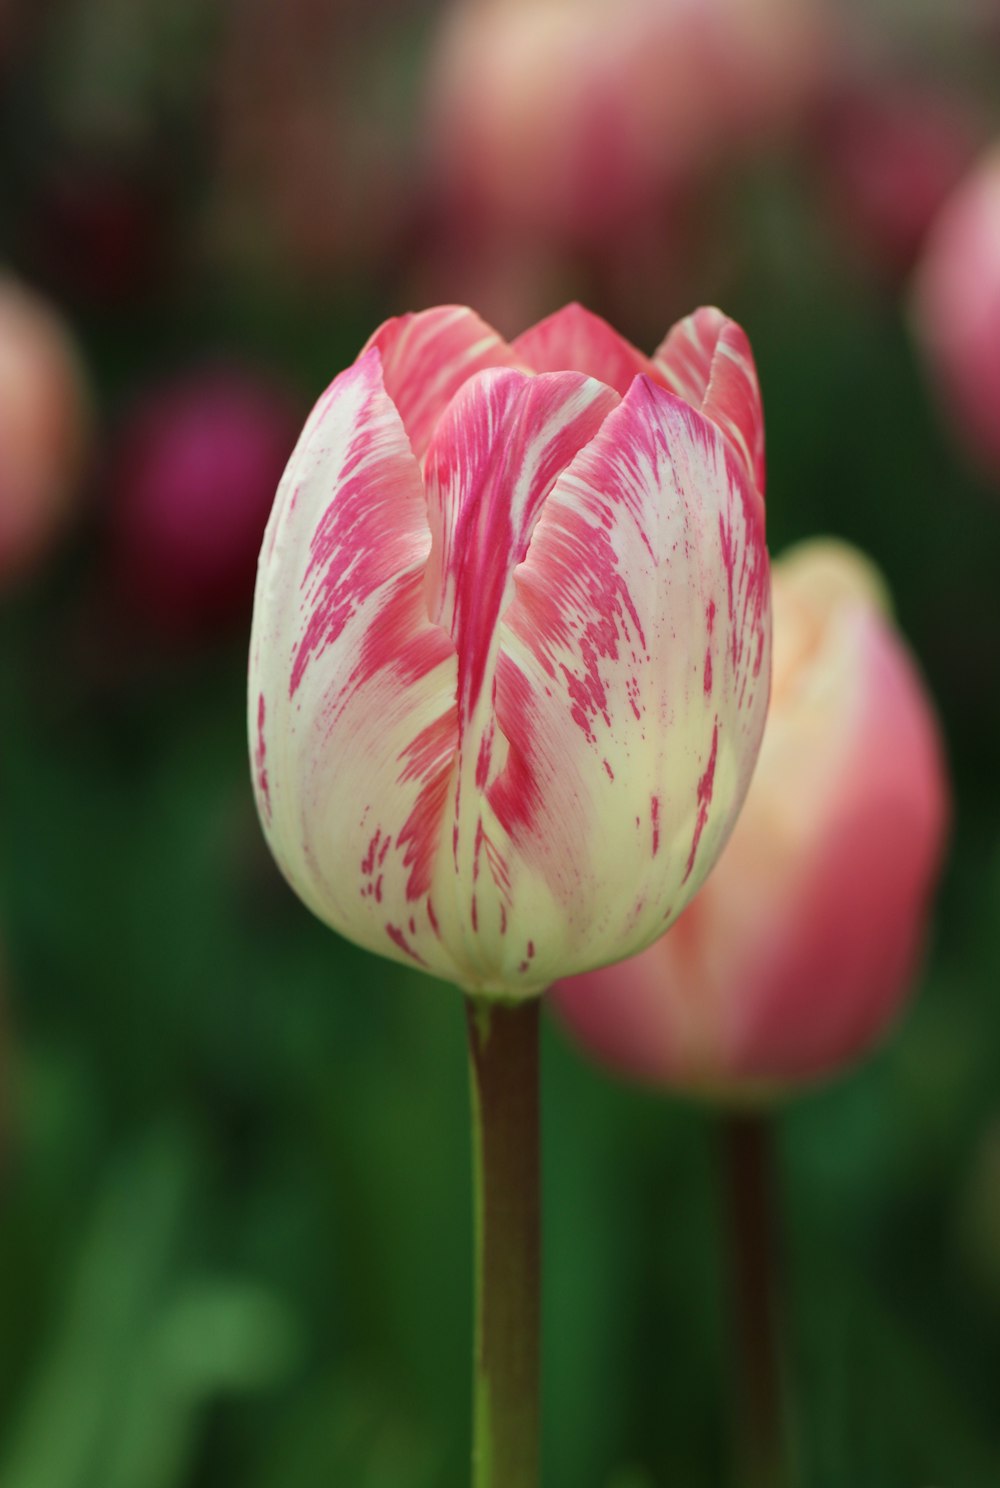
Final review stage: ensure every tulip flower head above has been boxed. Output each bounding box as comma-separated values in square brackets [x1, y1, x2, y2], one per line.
[553, 540, 949, 1095]
[249, 304, 771, 999]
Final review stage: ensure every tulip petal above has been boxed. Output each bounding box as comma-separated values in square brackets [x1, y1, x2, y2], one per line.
[484, 376, 770, 989]
[419, 365, 621, 988]
[512, 302, 656, 395]
[362, 305, 524, 460]
[249, 347, 469, 982]
[654, 307, 766, 499]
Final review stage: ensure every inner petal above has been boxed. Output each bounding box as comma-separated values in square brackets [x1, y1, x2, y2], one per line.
[362, 305, 526, 461]
[422, 366, 620, 735]
[513, 302, 661, 396]
[420, 365, 621, 979]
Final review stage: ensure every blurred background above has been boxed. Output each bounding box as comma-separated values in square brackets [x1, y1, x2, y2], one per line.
[1, 0, 1000, 1484]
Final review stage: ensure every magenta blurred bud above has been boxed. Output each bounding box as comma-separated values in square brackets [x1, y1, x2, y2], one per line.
[109, 367, 301, 640]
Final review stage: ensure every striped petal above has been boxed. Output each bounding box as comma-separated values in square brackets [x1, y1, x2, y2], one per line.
[654, 307, 766, 500]
[420, 366, 621, 990]
[249, 347, 467, 980]
[362, 305, 524, 460]
[512, 302, 657, 395]
[483, 376, 771, 990]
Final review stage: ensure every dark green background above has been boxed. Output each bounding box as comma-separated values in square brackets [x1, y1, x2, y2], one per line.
[2, 4, 1000, 1484]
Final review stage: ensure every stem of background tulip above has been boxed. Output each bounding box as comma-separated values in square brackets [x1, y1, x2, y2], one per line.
[722, 1112, 788, 1488]
[465, 995, 541, 1488]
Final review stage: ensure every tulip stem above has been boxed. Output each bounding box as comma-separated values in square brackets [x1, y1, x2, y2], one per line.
[465, 995, 541, 1488]
[722, 1111, 789, 1488]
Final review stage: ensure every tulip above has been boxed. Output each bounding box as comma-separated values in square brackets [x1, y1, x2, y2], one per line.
[248, 302, 771, 1000]
[0, 276, 90, 587]
[109, 366, 301, 641]
[912, 145, 1000, 481]
[552, 539, 949, 1095]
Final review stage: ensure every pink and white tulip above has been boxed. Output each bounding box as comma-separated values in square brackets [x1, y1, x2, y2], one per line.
[249, 304, 770, 997]
[0, 276, 90, 586]
[553, 541, 949, 1093]
[912, 145, 1000, 481]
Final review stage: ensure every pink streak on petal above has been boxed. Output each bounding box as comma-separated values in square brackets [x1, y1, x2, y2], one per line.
[396, 707, 459, 899]
[386, 922, 428, 965]
[655, 307, 765, 500]
[423, 367, 620, 734]
[289, 348, 447, 700]
[512, 302, 658, 396]
[683, 718, 719, 884]
[254, 691, 271, 823]
[362, 305, 524, 459]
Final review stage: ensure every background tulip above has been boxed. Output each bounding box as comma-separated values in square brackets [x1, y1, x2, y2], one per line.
[424, 0, 828, 250]
[912, 144, 1000, 482]
[553, 540, 949, 1094]
[249, 302, 771, 998]
[813, 75, 983, 279]
[0, 275, 90, 587]
[108, 367, 301, 642]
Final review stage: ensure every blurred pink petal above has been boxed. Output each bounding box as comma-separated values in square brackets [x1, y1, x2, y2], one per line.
[912, 144, 1000, 481]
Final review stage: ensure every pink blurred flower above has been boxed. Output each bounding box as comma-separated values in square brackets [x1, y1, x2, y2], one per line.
[553, 541, 949, 1097]
[249, 303, 771, 996]
[109, 367, 301, 641]
[0, 276, 91, 587]
[814, 76, 983, 278]
[425, 0, 829, 250]
[912, 145, 1000, 480]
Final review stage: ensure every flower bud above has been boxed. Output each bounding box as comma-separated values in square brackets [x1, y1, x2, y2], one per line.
[109, 366, 301, 640]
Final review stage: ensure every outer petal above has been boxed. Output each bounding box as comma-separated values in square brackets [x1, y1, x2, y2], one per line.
[249, 347, 465, 981]
[481, 376, 770, 992]
[361, 305, 524, 460]
[512, 302, 657, 395]
[654, 307, 766, 501]
[421, 366, 622, 991]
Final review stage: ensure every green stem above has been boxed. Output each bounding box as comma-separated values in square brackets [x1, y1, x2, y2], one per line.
[465, 996, 541, 1488]
[722, 1111, 788, 1488]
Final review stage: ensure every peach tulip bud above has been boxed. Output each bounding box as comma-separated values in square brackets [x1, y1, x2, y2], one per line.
[912, 145, 1000, 480]
[109, 367, 301, 641]
[425, 0, 827, 250]
[552, 541, 949, 1093]
[249, 303, 771, 998]
[0, 276, 90, 586]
